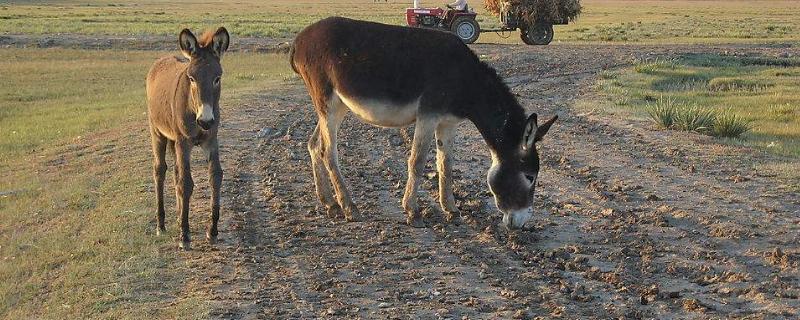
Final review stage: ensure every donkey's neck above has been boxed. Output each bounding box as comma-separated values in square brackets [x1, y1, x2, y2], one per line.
[467, 101, 526, 161]
[463, 65, 527, 159]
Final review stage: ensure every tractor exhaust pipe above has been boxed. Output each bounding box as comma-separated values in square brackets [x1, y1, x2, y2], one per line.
[414, 0, 419, 8]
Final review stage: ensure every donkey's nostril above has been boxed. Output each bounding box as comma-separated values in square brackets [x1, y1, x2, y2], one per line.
[197, 119, 214, 130]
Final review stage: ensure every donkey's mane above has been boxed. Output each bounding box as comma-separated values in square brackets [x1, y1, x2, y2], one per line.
[198, 30, 216, 47]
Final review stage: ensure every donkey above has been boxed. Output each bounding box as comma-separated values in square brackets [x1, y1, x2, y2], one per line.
[146, 27, 229, 249]
[291, 17, 556, 229]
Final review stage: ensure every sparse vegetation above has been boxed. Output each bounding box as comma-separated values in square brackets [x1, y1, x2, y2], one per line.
[600, 53, 800, 156]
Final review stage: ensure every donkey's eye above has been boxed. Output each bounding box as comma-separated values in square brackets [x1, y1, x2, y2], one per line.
[188, 76, 196, 83]
[213, 77, 221, 86]
[524, 174, 535, 183]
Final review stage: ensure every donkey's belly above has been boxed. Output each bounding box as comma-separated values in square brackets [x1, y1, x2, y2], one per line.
[335, 91, 419, 128]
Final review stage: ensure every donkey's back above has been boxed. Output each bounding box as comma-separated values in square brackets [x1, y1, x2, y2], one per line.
[291, 17, 482, 114]
[146, 56, 190, 140]
[146, 55, 187, 102]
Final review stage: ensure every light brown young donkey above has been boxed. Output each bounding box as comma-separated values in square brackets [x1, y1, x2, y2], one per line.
[146, 27, 229, 250]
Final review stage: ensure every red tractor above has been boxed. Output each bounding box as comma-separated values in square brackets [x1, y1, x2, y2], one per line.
[405, 1, 568, 45]
[406, 6, 481, 44]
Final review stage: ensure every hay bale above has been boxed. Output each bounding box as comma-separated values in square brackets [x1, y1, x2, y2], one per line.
[485, 0, 581, 24]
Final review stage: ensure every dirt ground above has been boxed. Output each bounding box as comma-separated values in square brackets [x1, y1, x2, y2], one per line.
[171, 43, 799, 319]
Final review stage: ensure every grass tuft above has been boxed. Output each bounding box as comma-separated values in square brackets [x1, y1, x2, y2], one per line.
[708, 77, 772, 92]
[646, 96, 680, 128]
[646, 96, 751, 138]
[673, 105, 717, 133]
[768, 104, 798, 122]
[634, 58, 676, 74]
[713, 111, 752, 138]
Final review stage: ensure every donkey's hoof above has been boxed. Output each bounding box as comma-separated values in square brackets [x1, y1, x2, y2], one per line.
[156, 227, 166, 236]
[206, 232, 218, 245]
[325, 205, 342, 218]
[345, 208, 362, 222]
[178, 240, 192, 251]
[444, 211, 461, 223]
[407, 215, 425, 228]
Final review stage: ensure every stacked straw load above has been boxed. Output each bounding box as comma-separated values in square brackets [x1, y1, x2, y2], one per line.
[485, 0, 581, 24]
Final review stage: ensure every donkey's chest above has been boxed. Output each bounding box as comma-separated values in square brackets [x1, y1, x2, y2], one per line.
[335, 91, 419, 128]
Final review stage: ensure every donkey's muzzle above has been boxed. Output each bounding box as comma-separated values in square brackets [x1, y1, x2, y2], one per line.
[197, 118, 214, 130]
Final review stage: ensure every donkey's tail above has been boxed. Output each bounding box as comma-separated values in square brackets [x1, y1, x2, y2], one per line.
[289, 42, 299, 74]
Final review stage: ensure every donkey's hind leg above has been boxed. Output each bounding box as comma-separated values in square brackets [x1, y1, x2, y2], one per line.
[402, 117, 436, 228]
[316, 94, 361, 222]
[308, 122, 342, 218]
[150, 131, 168, 235]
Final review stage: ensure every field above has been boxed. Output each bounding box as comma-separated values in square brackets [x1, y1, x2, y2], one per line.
[1, 0, 799, 319]
[2, 0, 799, 43]
[0, 48, 295, 317]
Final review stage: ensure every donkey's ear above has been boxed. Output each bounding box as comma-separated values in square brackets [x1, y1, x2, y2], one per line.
[178, 29, 198, 60]
[211, 27, 230, 58]
[534, 115, 558, 143]
[522, 113, 538, 151]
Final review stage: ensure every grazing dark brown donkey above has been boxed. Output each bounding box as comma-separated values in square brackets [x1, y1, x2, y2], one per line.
[146, 27, 229, 249]
[291, 17, 557, 229]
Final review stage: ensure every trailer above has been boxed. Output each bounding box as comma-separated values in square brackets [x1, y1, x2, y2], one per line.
[405, 0, 577, 45]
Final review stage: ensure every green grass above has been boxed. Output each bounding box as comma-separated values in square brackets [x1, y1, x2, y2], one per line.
[1, 0, 800, 44]
[0, 47, 294, 318]
[598, 53, 800, 157]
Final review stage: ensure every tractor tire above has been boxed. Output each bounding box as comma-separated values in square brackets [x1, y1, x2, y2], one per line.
[521, 22, 554, 45]
[451, 17, 480, 44]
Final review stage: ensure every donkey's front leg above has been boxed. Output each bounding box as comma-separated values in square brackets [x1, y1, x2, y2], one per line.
[174, 140, 194, 250]
[150, 131, 168, 235]
[435, 120, 460, 221]
[203, 138, 223, 244]
[402, 118, 435, 228]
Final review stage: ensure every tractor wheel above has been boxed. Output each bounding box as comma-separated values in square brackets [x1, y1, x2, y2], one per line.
[451, 17, 480, 44]
[521, 22, 554, 45]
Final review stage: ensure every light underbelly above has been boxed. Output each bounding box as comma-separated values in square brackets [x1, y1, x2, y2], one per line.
[335, 91, 419, 128]
[154, 123, 178, 141]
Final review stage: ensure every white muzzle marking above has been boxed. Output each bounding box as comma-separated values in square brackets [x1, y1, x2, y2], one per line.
[197, 103, 214, 122]
[503, 207, 533, 229]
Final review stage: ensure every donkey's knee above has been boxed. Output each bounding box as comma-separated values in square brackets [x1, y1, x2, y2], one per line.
[176, 175, 194, 195]
[210, 165, 223, 184]
[153, 160, 167, 178]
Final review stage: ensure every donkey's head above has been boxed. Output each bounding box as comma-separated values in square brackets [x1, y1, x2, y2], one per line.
[178, 27, 230, 130]
[487, 113, 557, 229]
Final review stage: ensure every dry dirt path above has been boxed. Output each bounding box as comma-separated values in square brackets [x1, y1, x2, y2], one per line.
[179, 44, 799, 319]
